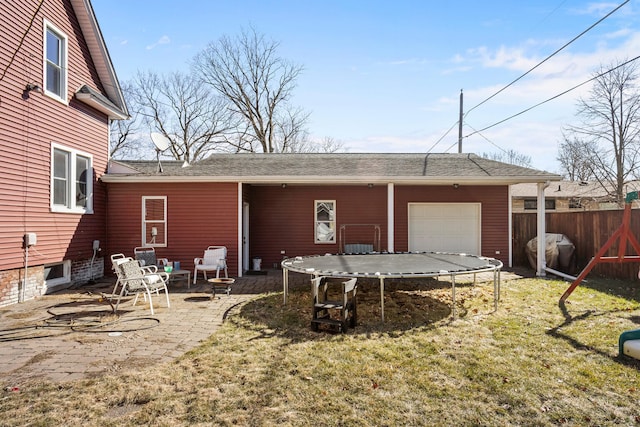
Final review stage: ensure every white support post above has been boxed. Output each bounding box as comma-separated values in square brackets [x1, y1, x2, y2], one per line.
[387, 183, 394, 253]
[237, 182, 243, 277]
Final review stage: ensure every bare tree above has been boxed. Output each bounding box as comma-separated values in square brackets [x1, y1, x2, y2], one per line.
[132, 70, 236, 163]
[566, 59, 640, 206]
[482, 149, 532, 167]
[556, 133, 597, 181]
[110, 81, 144, 159]
[193, 28, 308, 153]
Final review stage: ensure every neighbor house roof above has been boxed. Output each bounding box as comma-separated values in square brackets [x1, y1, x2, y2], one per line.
[71, 0, 128, 119]
[512, 180, 640, 201]
[103, 153, 562, 185]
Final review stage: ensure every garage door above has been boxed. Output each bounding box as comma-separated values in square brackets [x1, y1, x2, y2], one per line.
[408, 203, 481, 254]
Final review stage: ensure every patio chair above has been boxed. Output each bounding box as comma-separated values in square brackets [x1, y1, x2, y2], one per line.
[193, 246, 228, 285]
[110, 253, 133, 296]
[134, 246, 168, 268]
[311, 277, 357, 333]
[114, 259, 170, 315]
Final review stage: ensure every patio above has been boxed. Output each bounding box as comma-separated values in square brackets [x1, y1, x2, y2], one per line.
[0, 270, 307, 385]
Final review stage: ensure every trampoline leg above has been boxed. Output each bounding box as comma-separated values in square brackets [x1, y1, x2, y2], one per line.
[451, 274, 456, 318]
[379, 277, 385, 322]
[283, 269, 289, 304]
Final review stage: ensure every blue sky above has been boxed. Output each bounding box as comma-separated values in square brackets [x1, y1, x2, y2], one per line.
[92, 1, 639, 173]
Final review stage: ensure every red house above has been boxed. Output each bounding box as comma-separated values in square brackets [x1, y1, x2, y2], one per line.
[103, 154, 562, 277]
[0, 0, 128, 306]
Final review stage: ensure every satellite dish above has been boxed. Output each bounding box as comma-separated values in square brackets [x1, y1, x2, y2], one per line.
[151, 132, 170, 151]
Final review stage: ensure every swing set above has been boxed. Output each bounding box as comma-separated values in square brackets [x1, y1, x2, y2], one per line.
[560, 191, 640, 303]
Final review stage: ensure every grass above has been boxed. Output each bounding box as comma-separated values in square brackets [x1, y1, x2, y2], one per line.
[2, 273, 640, 426]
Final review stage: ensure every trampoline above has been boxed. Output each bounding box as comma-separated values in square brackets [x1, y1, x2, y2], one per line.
[281, 252, 503, 321]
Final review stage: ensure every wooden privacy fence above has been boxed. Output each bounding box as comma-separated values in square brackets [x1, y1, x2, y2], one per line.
[512, 209, 640, 280]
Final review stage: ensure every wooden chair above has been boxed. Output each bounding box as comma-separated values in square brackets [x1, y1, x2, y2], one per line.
[311, 277, 357, 333]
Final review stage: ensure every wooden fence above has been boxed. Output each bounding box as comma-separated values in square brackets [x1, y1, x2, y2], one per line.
[512, 209, 640, 280]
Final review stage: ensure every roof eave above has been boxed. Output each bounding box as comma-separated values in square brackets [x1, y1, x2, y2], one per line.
[101, 174, 563, 185]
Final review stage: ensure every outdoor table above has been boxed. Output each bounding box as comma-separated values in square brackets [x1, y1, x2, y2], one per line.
[208, 277, 234, 298]
[168, 269, 191, 287]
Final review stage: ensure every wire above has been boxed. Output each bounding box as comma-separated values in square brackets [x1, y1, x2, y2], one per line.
[464, 55, 640, 138]
[426, 120, 459, 153]
[464, 0, 630, 118]
[0, 0, 45, 84]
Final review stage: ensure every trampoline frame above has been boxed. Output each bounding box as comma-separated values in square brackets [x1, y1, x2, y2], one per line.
[281, 252, 503, 321]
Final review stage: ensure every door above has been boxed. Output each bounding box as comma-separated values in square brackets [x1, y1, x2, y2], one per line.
[242, 202, 250, 272]
[408, 203, 481, 254]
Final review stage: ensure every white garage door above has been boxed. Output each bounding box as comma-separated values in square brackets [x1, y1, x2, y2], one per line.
[408, 203, 481, 255]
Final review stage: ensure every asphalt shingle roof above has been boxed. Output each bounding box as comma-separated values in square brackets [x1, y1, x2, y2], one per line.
[105, 153, 561, 184]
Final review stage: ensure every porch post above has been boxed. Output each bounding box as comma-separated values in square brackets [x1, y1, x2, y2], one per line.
[536, 181, 549, 277]
[387, 183, 394, 253]
[238, 182, 243, 277]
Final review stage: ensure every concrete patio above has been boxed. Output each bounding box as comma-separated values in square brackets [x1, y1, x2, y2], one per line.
[0, 269, 307, 386]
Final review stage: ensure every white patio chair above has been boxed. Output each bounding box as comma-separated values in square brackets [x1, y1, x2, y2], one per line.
[114, 259, 170, 315]
[193, 246, 228, 285]
[110, 253, 132, 296]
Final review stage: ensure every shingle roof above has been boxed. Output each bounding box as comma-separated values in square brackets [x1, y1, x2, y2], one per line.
[104, 153, 561, 185]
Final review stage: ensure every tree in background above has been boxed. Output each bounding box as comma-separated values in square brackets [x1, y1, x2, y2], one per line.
[556, 133, 596, 182]
[132, 70, 236, 163]
[564, 59, 640, 206]
[482, 149, 532, 167]
[110, 81, 144, 159]
[193, 28, 309, 153]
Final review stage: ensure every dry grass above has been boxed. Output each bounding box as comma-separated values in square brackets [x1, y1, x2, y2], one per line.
[2, 274, 640, 426]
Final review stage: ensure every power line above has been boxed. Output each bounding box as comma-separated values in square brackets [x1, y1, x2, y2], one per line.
[464, 0, 630, 118]
[426, 120, 459, 153]
[464, 55, 640, 138]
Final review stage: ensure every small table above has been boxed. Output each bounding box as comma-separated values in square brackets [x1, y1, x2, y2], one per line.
[208, 278, 234, 298]
[167, 269, 191, 287]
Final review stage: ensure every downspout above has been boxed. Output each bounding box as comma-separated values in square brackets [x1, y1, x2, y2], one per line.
[536, 181, 550, 277]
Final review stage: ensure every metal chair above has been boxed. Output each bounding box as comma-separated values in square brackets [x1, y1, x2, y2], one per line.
[114, 259, 170, 315]
[134, 246, 168, 268]
[193, 246, 228, 285]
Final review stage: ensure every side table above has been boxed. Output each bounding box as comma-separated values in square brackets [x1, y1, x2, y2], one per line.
[208, 277, 234, 298]
[168, 269, 191, 287]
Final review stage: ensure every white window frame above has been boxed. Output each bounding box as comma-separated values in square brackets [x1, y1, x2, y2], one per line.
[142, 196, 167, 247]
[50, 143, 93, 214]
[314, 200, 336, 244]
[44, 260, 71, 291]
[43, 19, 68, 103]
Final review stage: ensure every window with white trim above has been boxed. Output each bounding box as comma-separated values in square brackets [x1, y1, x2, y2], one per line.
[51, 144, 93, 213]
[315, 200, 336, 243]
[44, 20, 67, 101]
[142, 196, 167, 247]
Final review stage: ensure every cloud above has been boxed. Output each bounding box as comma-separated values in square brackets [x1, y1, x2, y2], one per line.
[146, 35, 171, 50]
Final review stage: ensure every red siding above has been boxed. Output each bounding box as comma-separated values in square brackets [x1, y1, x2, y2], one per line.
[0, 0, 110, 271]
[394, 185, 509, 263]
[106, 183, 239, 274]
[249, 185, 389, 267]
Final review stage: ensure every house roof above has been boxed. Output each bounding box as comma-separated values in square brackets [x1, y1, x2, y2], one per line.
[70, 0, 128, 120]
[103, 153, 562, 185]
[512, 180, 640, 200]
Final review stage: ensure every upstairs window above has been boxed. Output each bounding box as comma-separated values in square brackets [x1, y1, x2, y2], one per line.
[51, 144, 93, 214]
[315, 200, 336, 243]
[44, 20, 67, 101]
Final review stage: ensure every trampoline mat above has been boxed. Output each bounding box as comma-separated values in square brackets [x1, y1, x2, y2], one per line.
[283, 252, 502, 277]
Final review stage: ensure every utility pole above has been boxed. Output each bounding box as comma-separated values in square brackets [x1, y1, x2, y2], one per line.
[458, 89, 463, 153]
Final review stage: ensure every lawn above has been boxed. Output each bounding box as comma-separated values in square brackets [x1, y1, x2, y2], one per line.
[2, 273, 640, 426]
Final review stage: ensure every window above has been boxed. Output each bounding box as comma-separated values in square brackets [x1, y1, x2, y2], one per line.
[44, 261, 71, 290]
[143, 196, 167, 247]
[315, 200, 336, 243]
[569, 198, 583, 210]
[44, 20, 67, 101]
[51, 144, 93, 213]
[524, 198, 556, 211]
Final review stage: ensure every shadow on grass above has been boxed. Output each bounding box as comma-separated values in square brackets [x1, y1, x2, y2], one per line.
[233, 277, 494, 343]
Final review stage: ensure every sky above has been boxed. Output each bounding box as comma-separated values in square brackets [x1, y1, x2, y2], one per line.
[91, 0, 640, 174]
